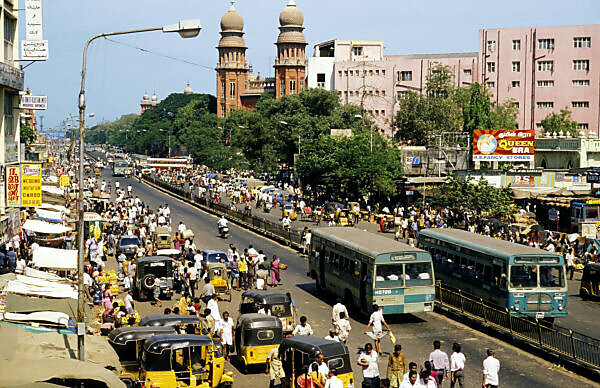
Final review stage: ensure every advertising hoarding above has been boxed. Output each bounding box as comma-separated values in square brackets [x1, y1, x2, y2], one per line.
[472, 130, 535, 161]
[21, 163, 42, 207]
[6, 165, 20, 207]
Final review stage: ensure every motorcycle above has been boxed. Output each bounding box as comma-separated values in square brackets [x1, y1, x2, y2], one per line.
[218, 225, 229, 238]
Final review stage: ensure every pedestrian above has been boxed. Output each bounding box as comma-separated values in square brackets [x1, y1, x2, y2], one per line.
[450, 342, 465, 388]
[238, 255, 248, 289]
[201, 277, 215, 304]
[310, 352, 329, 388]
[292, 316, 314, 336]
[364, 304, 391, 355]
[207, 294, 220, 325]
[482, 349, 500, 388]
[296, 366, 313, 388]
[266, 346, 285, 388]
[124, 290, 134, 314]
[188, 262, 198, 298]
[324, 329, 339, 342]
[331, 298, 349, 325]
[357, 342, 380, 388]
[271, 255, 281, 287]
[7, 247, 16, 273]
[429, 340, 449, 386]
[324, 368, 343, 388]
[387, 344, 407, 388]
[334, 311, 351, 344]
[203, 308, 216, 336]
[219, 311, 234, 360]
[566, 247, 575, 280]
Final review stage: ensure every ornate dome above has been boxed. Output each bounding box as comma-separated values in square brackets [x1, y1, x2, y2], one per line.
[142, 92, 149, 101]
[279, 0, 303, 27]
[220, 4, 244, 32]
[184, 82, 193, 95]
[151, 93, 158, 102]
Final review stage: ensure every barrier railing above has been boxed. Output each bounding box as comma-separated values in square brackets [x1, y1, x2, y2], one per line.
[143, 174, 600, 374]
[436, 284, 600, 371]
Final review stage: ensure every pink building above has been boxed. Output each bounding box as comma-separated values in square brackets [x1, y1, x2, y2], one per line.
[479, 25, 600, 135]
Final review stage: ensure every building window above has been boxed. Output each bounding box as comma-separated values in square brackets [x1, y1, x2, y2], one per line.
[537, 101, 554, 108]
[381, 90, 386, 96]
[538, 38, 555, 49]
[512, 101, 519, 109]
[349, 70, 353, 76]
[317, 73, 326, 88]
[397, 91, 410, 100]
[512, 39, 521, 50]
[280, 79, 285, 94]
[572, 101, 590, 108]
[381, 69, 385, 76]
[290, 80, 296, 94]
[398, 71, 412, 81]
[486, 62, 496, 73]
[229, 82, 236, 99]
[511, 81, 520, 87]
[537, 80, 554, 87]
[463, 69, 472, 76]
[537, 60, 554, 71]
[573, 59, 590, 71]
[369, 70, 373, 76]
[375, 69, 379, 75]
[4, 15, 15, 66]
[300, 79, 304, 91]
[512, 61, 520, 72]
[487, 40, 496, 51]
[536, 123, 543, 130]
[353, 46, 363, 56]
[221, 80, 226, 99]
[344, 70, 348, 76]
[4, 91, 14, 137]
[338, 70, 342, 77]
[381, 110, 385, 115]
[573, 37, 591, 48]
[221, 105, 226, 117]
[572, 79, 590, 86]
[578, 123, 589, 130]
[486, 81, 495, 88]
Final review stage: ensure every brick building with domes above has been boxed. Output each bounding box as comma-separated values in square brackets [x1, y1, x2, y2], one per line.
[216, 0, 307, 118]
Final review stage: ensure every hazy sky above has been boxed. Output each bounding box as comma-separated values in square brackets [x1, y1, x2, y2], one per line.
[21, 0, 600, 132]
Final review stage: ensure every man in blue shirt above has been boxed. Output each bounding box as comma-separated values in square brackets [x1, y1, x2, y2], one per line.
[0, 251, 6, 272]
[7, 247, 17, 272]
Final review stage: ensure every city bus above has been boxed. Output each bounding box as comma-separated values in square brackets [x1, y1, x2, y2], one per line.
[570, 199, 600, 239]
[309, 227, 435, 315]
[418, 228, 567, 321]
[146, 157, 192, 170]
[113, 159, 128, 177]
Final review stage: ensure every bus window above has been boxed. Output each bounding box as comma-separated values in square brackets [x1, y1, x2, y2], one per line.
[404, 262, 433, 286]
[483, 265, 492, 283]
[585, 207, 599, 219]
[510, 265, 537, 288]
[375, 264, 404, 287]
[540, 266, 564, 288]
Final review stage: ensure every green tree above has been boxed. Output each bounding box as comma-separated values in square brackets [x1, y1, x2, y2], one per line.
[489, 100, 519, 129]
[463, 83, 492, 132]
[20, 122, 36, 147]
[540, 109, 579, 137]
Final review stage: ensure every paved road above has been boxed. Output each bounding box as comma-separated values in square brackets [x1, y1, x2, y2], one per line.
[94, 166, 595, 388]
[159, 174, 600, 340]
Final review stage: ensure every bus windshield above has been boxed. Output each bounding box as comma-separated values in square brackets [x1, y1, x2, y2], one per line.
[405, 262, 433, 286]
[540, 265, 565, 288]
[510, 265, 537, 288]
[375, 262, 433, 288]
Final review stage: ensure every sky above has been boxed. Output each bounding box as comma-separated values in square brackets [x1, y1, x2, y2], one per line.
[21, 0, 600, 133]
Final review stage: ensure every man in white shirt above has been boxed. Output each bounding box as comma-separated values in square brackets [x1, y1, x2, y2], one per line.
[482, 349, 500, 388]
[15, 257, 26, 274]
[292, 316, 313, 336]
[206, 295, 220, 327]
[450, 342, 466, 388]
[334, 312, 351, 344]
[324, 329, 339, 342]
[357, 343, 379, 388]
[310, 352, 330, 388]
[429, 340, 449, 386]
[124, 290, 134, 314]
[331, 299, 349, 325]
[178, 221, 187, 234]
[218, 311, 234, 360]
[324, 368, 344, 388]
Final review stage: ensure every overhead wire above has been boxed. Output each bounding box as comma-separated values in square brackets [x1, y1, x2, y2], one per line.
[102, 36, 214, 71]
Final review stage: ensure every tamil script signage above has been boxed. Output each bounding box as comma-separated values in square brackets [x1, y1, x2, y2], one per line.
[473, 130, 535, 161]
[20, 94, 47, 110]
[21, 163, 42, 207]
[6, 165, 21, 207]
[22, 0, 48, 61]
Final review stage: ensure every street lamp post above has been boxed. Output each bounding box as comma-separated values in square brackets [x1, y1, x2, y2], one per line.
[76, 20, 201, 361]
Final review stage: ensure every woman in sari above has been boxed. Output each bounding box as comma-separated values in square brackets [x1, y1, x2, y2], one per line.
[271, 255, 280, 287]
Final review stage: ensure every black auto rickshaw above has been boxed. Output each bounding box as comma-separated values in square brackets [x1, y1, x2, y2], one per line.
[139, 334, 234, 388]
[239, 290, 296, 334]
[235, 313, 283, 370]
[132, 256, 174, 301]
[580, 263, 600, 300]
[279, 336, 354, 388]
[140, 314, 207, 335]
[108, 325, 177, 384]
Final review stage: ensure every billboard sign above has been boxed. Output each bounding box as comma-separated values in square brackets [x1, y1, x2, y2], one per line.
[6, 165, 21, 207]
[473, 130, 535, 161]
[21, 163, 42, 207]
[19, 94, 47, 110]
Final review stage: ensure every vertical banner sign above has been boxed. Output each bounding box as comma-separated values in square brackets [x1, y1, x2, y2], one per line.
[59, 175, 70, 187]
[21, 163, 42, 207]
[6, 166, 21, 207]
[22, 0, 49, 61]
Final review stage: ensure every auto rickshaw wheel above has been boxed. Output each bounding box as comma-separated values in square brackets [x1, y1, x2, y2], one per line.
[142, 274, 157, 290]
[580, 289, 588, 301]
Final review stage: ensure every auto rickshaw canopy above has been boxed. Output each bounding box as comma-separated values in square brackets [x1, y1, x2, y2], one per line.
[143, 334, 213, 354]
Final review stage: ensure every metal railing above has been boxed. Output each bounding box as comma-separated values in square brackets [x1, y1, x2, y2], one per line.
[436, 284, 600, 371]
[143, 174, 600, 374]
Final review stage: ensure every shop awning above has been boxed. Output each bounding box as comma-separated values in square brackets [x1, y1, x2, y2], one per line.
[41, 185, 64, 196]
[4, 275, 77, 299]
[34, 208, 63, 223]
[23, 219, 72, 234]
[32, 246, 77, 270]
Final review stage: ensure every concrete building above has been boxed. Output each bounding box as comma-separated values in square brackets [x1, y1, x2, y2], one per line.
[216, 0, 307, 118]
[140, 91, 158, 114]
[535, 132, 600, 169]
[479, 25, 600, 135]
[308, 24, 600, 138]
[0, 0, 24, 242]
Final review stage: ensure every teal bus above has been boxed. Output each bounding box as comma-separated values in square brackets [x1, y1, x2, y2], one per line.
[418, 228, 567, 321]
[309, 227, 435, 315]
[113, 159, 128, 177]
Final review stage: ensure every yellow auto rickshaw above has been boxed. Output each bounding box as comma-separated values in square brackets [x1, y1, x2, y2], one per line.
[235, 314, 283, 371]
[208, 262, 231, 302]
[139, 314, 207, 335]
[94, 167, 101, 176]
[139, 334, 234, 388]
[580, 263, 600, 300]
[335, 209, 353, 227]
[155, 226, 172, 250]
[280, 336, 354, 388]
[282, 203, 297, 220]
[239, 291, 296, 335]
[84, 165, 91, 173]
[108, 326, 177, 385]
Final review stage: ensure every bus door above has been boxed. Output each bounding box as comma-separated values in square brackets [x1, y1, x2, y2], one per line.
[360, 262, 368, 311]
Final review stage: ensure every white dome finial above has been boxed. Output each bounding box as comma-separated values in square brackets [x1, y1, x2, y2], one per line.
[230, 0, 235, 10]
[288, 0, 296, 5]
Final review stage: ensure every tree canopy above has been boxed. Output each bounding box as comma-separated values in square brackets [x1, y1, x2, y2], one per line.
[540, 108, 579, 137]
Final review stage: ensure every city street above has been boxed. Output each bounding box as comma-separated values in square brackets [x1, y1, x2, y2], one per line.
[101, 168, 596, 388]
